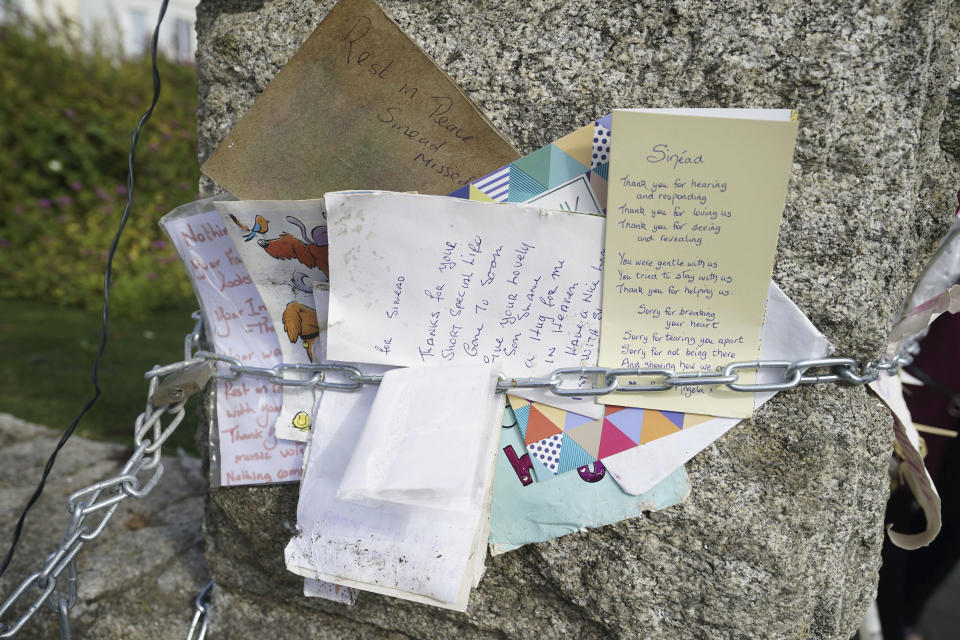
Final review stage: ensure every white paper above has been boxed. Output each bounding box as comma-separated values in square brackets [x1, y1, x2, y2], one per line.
[337, 364, 501, 512]
[285, 369, 502, 610]
[303, 578, 357, 605]
[869, 373, 942, 549]
[602, 281, 831, 494]
[325, 190, 607, 418]
[161, 200, 305, 486]
[523, 173, 603, 214]
[214, 200, 329, 442]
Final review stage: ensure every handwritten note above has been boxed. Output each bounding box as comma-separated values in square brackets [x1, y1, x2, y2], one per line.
[200, 0, 518, 200]
[161, 200, 305, 486]
[599, 111, 798, 417]
[324, 191, 607, 417]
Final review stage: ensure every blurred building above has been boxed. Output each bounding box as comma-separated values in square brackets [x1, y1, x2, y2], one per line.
[1, 0, 199, 62]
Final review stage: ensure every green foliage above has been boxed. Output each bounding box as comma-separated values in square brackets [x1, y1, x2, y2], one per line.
[0, 299, 201, 455]
[0, 17, 198, 318]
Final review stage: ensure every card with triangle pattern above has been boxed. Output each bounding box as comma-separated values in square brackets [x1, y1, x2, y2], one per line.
[508, 395, 713, 479]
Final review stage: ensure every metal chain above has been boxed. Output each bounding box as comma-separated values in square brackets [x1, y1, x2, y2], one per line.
[0, 315, 206, 639]
[186, 581, 213, 640]
[148, 338, 919, 399]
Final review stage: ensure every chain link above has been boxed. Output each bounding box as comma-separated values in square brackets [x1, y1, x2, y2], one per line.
[186, 581, 212, 640]
[147, 342, 914, 399]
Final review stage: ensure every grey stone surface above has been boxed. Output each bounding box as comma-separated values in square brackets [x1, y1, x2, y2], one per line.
[0, 413, 209, 639]
[196, 1, 960, 638]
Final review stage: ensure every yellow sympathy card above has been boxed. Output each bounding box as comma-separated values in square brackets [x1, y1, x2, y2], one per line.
[598, 110, 798, 418]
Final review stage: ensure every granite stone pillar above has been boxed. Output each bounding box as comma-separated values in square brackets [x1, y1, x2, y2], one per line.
[195, 1, 960, 637]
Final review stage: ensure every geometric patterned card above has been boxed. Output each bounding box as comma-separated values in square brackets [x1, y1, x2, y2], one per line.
[508, 395, 713, 479]
[449, 114, 611, 212]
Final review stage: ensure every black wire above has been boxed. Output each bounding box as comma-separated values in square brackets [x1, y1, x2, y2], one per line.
[0, 0, 170, 580]
[906, 365, 959, 401]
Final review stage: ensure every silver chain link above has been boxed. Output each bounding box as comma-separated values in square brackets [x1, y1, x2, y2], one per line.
[0, 310, 921, 637]
[186, 581, 212, 640]
[149, 339, 917, 399]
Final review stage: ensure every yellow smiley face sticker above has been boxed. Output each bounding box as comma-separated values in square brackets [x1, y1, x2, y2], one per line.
[292, 411, 311, 431]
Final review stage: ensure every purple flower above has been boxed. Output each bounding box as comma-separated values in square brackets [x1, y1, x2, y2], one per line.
[55, 195, 72, 207]
[94, 187, 109, 201]
[115, 184, 128, 196]
[157, 255, 175, 264]
[0, 239, 10, 248]
[70, 181, 82, 192]
[151, 239, 168, 250]
[38, 198, 51, 209]
[149, 142, 161, 152]
[146, 272, 158, 281]
[63, 109, 76, 120]
[102, 206, 113, 215]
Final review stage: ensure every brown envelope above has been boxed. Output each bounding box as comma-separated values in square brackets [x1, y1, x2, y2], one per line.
[201, 0, 519, 200]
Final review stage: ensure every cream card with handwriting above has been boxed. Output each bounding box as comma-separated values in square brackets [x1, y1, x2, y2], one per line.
[599, 110, 798, 417]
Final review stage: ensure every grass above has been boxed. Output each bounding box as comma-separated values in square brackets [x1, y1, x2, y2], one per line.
[0, 299, 202, 456]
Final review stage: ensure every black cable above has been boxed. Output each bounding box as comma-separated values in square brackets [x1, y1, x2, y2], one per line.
[906, 365, 960, 418]
[0, 0, 170, 579]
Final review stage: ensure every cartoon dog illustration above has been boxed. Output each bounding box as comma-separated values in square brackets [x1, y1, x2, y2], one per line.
[229, 214, 329, 276]
[282, 301, 320, 362]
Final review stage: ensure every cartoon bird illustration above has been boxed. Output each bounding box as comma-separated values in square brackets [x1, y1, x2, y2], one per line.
[256, 215, 329, 276]
[282, 301, 320, 362]
[228, 214, 269, 241]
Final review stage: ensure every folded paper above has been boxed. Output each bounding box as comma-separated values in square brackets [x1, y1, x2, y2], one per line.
[337, 363, 502, 512]
[285, 364, 501, 610]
